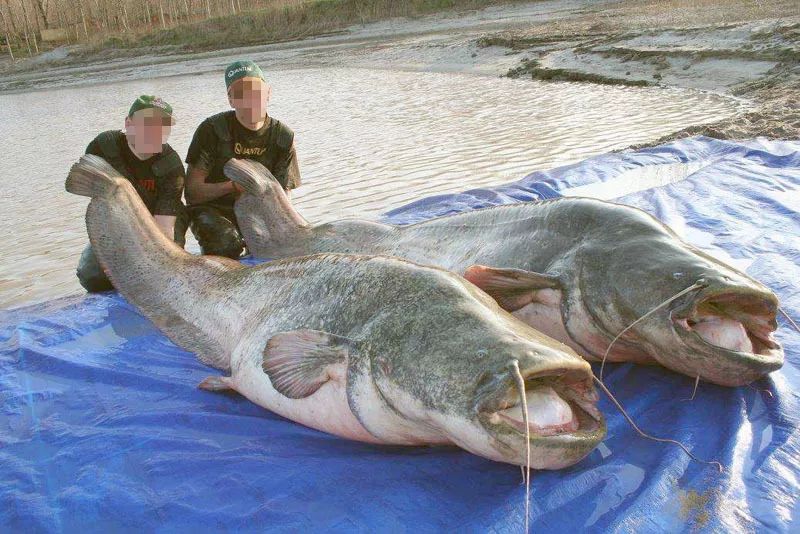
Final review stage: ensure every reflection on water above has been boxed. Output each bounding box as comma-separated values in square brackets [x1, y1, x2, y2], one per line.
[0, 67, 742, 308]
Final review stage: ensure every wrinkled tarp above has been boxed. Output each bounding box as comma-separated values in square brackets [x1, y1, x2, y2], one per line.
[1, 136, 798, 533]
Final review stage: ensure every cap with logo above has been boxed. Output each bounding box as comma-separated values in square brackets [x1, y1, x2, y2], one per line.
[128, 95, 175, 125]
[225, 60, 266, 90]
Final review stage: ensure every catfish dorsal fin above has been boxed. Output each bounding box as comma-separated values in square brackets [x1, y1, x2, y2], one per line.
[262, 329, 353, 399]
[463, 265, 561, 312]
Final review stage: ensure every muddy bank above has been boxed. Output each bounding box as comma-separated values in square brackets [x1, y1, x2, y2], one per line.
[0, 0, 796, 144]
[0, 1, 598, 92]
[480, 0, 799, 143]
[629, 75, 799, 148]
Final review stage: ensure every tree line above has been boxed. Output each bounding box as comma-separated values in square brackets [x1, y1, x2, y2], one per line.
[1, 0, 299, 59]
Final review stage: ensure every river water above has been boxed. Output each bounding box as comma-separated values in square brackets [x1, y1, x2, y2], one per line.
[0, 66, 743, 308]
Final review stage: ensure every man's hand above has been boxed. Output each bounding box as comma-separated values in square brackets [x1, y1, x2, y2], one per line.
[186, 164, 238, 205]
[154, 215, 176, 240]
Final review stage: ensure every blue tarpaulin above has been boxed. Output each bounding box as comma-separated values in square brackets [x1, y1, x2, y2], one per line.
[2, 136, 798, 532]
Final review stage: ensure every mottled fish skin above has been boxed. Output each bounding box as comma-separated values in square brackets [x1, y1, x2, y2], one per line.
[65, 154, 606, 469]
[227, 159, 783, 386]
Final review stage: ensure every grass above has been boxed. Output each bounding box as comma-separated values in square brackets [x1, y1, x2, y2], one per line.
[599, 45, 799, 64]
[98, 0, 531, 52]
[504, 58, 652, 86]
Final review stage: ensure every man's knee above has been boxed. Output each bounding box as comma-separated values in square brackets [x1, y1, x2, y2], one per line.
[202, 231, 245, 259]
[189, 208, 245, 259]
[76, 245, 114, 293]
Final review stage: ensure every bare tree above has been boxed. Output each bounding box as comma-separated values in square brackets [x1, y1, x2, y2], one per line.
[158, 0, 166, 30]
[78, 0, 89, 39]
[19, 0, 38, 54]
[1, 2, 14, 60]
[0, 0, 321, 53]
[33, 0, 49, 29]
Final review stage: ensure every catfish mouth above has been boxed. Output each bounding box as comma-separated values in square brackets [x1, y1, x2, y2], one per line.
[479, 369, 604, 441]
[671, 289, 784, 381]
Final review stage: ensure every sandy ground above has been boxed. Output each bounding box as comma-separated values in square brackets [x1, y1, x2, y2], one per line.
[0, 0, 797, 143]
[479, 0, 800, 143]
[0, 1, 599, 90]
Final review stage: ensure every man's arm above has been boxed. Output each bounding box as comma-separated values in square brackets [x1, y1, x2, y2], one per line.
[152, 156, 186, 242]
[85, 138, 103, 157]
[185, 164, 238, 205]
[154, 215, 176, 239]
[273, 141, 302, 196]
[184, 119, 238, 205]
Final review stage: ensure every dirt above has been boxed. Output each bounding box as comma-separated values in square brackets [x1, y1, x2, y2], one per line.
[479, 0, 800, 144]
[1, 0, 797, 145]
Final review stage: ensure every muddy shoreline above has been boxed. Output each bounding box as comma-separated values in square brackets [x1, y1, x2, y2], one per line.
[480, 0, 799, 145]
[1, 0, 797, 145]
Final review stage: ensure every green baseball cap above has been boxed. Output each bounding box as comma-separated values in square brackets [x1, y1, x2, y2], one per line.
[128, 95, 175, 124]
[225, 60, 265, 90]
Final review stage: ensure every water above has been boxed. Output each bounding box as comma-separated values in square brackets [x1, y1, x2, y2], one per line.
[0, 66, 743, 308]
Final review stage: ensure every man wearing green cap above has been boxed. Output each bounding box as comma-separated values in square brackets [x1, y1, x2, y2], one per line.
[76, 95, 187, 293]
[184, 59, 301, 258]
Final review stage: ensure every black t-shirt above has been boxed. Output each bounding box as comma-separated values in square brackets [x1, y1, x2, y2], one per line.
[85, 132, 185, 216]
[185, 111, 301, 208]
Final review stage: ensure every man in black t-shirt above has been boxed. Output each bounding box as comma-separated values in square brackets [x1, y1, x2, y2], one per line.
[184, 60, 302, 259]
[76, 95, 187, 293]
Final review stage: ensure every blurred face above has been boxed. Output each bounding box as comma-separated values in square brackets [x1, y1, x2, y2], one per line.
[228, 77, 271, 124]
[125, 109, 173, 155]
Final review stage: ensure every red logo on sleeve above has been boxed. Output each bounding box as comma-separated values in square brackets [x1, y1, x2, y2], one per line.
[139, 179, 156, 192]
